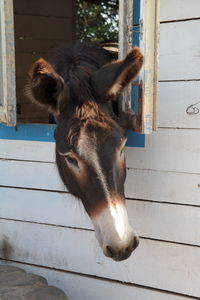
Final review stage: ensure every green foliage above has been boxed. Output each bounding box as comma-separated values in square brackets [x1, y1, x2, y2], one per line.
[76, 0, 118, 44]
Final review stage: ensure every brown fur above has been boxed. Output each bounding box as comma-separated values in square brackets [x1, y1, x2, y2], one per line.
[27, 43, 143, 261]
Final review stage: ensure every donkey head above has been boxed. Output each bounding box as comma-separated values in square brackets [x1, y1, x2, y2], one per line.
[27, 46, 143, 261]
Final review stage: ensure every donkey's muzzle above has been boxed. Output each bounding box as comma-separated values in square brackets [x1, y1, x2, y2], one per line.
[92, 201, 139, 261]
[104, 235, 140, 261]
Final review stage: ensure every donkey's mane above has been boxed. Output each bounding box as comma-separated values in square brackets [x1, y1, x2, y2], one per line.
[66, 100, 113, 147]
[52, 44, 116, 146]
[52, 44, 115, 104]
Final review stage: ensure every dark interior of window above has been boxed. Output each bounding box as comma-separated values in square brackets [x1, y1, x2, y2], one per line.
[13, 0, 118, 124]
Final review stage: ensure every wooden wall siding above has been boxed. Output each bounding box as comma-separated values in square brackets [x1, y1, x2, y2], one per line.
[1, 129, 200, 174]
[15, 16, 73, 41]
[1, 186, 200, 247]
[14, 0, 74, 18]
[160, 0, 200, 22]
[0, 262, 191, 300]
[1, 127, 200, 173]
[0, 140, 55, 162]
[1, 159, 200, 206]
[13, 0, 75, 123]
[15, 39, 67, 54]
[159, 20, 200, 81]
[126, 129, 200, 173]
[1, 219, 200, 298]
[16, 103, 48, 122]
[159, 82, 200, 129]
[1, 1, 200, 299]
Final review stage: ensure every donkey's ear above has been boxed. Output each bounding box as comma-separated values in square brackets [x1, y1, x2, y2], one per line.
[26, 58, 64, 114]
[91, 47, 143, 100]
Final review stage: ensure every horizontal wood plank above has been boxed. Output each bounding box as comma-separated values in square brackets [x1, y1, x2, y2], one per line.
[17, 102, 48, 117]
[17, 103, 49, 123]
[14, 15, 74, 41]
[0, 140, 55, 162]
[159, 20, 200, 80]
[0, 219, 200, 297]
[14, 0, 74, 18]
[15, 39, 67, 54]
[160, 0, 200, 22]
[1, 187, 200, 246]
[0, 261, 192, 300]
[0, 159, 66, 191]
[126, 168, 200, 205]
[0, 159, 199, 206]
[0, 187, 90, 229]
[1, 127, 200, 174]
[158, 81, 200, 128]
[126, 129, 200, 174]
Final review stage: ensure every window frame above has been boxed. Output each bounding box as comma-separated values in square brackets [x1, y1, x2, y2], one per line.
[119, 0, 160, 135]
[0, 0, 159, 146]
[0, 0, 16, 126]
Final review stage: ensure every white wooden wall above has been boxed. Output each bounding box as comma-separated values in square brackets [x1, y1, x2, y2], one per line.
[1, 1, 200, 299]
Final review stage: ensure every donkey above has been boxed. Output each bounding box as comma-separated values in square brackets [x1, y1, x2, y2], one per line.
[27, 44, 143, 261]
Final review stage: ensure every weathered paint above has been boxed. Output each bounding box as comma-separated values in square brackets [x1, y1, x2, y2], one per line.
[139, 0, 160, 133]
[0, 0, 16, 126]
[119, 0, 160, 139]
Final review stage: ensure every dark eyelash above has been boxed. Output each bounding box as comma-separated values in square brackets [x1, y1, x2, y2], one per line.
[65, 155, 79, 167]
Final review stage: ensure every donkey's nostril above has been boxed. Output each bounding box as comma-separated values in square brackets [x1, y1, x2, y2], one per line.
[106, 245, 116, 258]
[105, 235, 140, 261]
[125, 246, 131, 254]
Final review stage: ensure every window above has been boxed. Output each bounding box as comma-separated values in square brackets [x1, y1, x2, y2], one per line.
[0, 0, 160, 146]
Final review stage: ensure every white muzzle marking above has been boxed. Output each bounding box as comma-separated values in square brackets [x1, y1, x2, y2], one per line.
[92, 202, 135, 252]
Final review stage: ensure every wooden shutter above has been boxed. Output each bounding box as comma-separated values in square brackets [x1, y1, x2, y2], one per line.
[119, 0, 160, 134]
[0, 0, 16, 126]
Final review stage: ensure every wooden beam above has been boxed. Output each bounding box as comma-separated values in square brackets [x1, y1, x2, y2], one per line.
[0, 0, 16, 126]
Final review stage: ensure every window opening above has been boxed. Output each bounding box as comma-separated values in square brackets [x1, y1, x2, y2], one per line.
[13, 0, 119, 124]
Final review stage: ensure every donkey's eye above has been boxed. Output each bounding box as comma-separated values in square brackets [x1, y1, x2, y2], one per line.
[65, 155, 79, 168]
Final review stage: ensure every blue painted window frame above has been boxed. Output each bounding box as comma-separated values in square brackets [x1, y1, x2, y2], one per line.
[0, 0, 144, 147]
[0, 124, 56, 142]
[127, 0, 145, 147]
